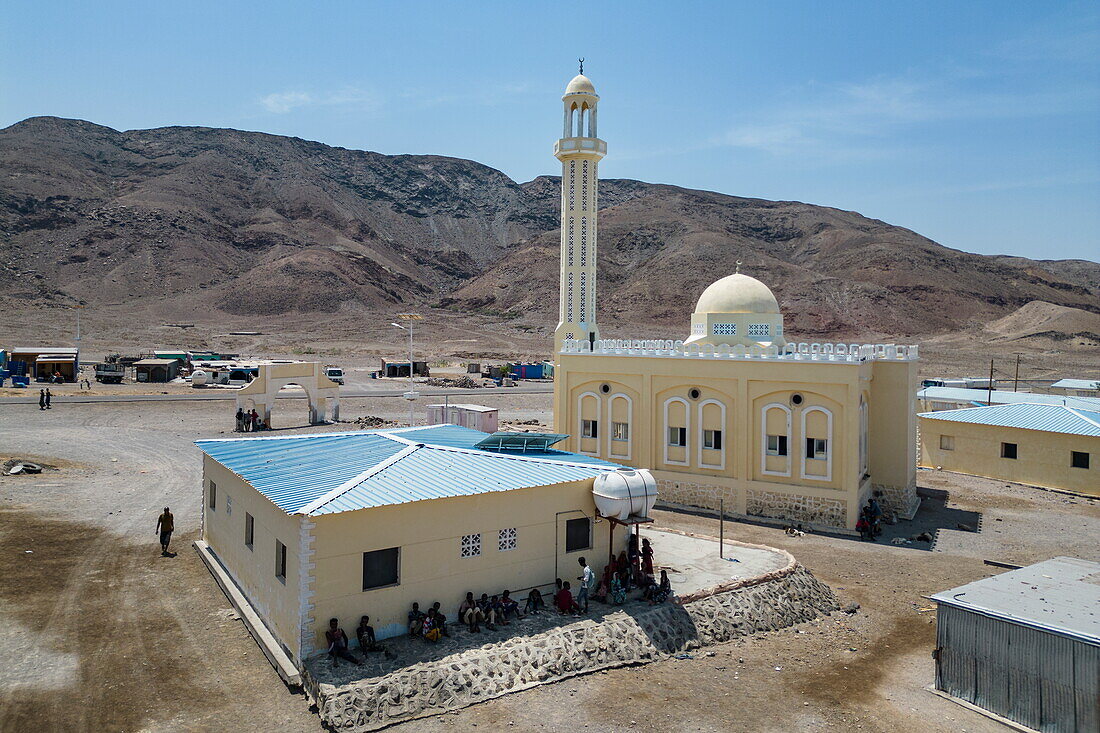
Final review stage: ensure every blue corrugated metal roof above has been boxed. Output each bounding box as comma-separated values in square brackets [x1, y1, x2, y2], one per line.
[196, 424, 623, 516]
[918, 387, 1100, 410]
[918, 403, 1100, 437]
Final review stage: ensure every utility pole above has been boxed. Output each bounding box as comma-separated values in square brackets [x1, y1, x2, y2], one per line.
[1014, 354, 1021, 393]
[987, 359, 994, 405]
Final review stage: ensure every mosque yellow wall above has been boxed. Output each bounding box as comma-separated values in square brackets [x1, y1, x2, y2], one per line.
[553, 352, 918, 529]
[919, 420, 1099, 495]
[306, 479, 624, 652]
[201, 457, 304, 662]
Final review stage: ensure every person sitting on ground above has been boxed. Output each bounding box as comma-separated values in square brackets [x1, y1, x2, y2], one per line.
[489, 594, 510, 625]
[499, 590, 523, 620]
[593, 572, 609, 604]
[430, 601, 450, 637]
[641, 537, 655, 576]
[356, 615, 384, 654]
[459, 592, 485, 632]
[408, 602, 425, 636]
[325, 618, 362, 666]
[524, 588, 545, 615]
[610, 571, 626, 605]
[856, 513, 873, 542]
[422, 608, 442, 642]
[555, 581, 581, 615]
[648, 570, 673, 605]
[477, 593, 498, 630]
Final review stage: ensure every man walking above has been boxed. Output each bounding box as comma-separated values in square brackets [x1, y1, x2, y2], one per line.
[45, 388, 52, 409]
[577, 556, 594, 613]
[39, 389, 46, 410]
[156, 506, 174, 556]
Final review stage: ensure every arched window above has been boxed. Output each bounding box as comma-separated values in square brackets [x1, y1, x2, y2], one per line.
[800, 406, 834, 481]
[697, 399, 726, 470]
[607, 393, 633, 460]
[859, 397, 869, 477]
[760, 403, 792, 477]
[576, 391, 601, 456]
[663, 397, 690, 466]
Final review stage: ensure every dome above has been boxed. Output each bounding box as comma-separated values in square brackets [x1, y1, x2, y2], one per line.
[693, 273, 780, 315]
[565, 74, 596, 95]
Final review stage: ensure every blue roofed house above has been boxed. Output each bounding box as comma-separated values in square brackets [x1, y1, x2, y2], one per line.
[194, 424, 642, 672]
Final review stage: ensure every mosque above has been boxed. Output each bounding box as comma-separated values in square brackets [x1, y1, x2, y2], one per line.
[550, 70, 920, 530]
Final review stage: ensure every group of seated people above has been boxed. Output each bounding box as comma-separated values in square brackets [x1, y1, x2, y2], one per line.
[457, 589, 537, 632]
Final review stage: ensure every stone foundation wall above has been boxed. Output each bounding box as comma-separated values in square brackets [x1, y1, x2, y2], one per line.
[310, 566, 840, 732]
[873, 481, 920, 520]
[744, 489, 846, 528]
[656, 478, 738, 513]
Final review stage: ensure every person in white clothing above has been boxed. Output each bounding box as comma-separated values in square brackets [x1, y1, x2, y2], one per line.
[576, 557, 594, 613]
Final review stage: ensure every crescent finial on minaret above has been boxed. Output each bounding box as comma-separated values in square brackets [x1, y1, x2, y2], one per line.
[579, 57, 584, 75]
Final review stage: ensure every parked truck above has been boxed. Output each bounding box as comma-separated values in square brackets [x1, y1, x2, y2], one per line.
[94, 359, 126, 384]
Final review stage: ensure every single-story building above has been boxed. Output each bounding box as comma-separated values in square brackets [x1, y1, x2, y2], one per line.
[133, 358, 180, 383]
[1051, 378, 1100, 398]
[425, 404, 498, 433]
[918, 386, 1100, 413]
[196, 425, 642, 667]
[9, 347, 79, 382]
[380, 360, 430, 378]
[930, 557, 1099, 733]
[919, 403, 1099, 495]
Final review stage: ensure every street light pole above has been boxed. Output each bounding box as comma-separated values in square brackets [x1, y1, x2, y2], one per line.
[392, 315, 422, 426]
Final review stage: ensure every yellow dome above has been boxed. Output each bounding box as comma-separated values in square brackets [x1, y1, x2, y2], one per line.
[693, 273, 780, 315]
[565, 74, 596, 95]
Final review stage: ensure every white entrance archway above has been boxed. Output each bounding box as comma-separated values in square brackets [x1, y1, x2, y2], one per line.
[235, 362, 340, 429]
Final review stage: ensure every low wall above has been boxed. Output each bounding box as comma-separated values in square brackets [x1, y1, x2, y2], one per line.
[309, 564, 840, 731]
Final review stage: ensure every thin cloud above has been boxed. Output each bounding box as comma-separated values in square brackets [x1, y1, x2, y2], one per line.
[260, 87, 380, 114]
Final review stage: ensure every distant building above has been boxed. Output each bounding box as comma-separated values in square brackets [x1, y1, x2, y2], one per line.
[195, 425, 634, 666]
[426, 404, 498, 433]
[9, 347, 79, 382]
[919, 402, 1099, 495]
[1051, 378, 1100, 397]
[930, 557, 1100, 732]
[918, 386, 1100, 412]
[133, 358, 180, 383]
[549, 70, 919, 531]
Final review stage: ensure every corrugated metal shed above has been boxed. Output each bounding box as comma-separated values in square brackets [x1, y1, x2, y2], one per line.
[196, 424, 623, 517]
[918, 403, 1100, 438]
[918, 387, 1100, 411]
[1052, 379, 1100, 391]
[931, 558, 1100, 732]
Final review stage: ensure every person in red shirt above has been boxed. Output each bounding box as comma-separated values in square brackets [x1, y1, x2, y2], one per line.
[555, 581, 581, 615]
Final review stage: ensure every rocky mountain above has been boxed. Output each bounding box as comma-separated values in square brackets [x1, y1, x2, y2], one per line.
[2, 116, 1097, 341]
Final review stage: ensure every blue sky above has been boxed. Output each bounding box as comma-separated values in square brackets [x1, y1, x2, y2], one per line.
[3, 1, 1097, 261]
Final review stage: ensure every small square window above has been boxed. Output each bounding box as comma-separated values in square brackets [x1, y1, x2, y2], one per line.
[244, 513, 254, 549]
[461, 533, 481, 558]
[1071, 451, 1089, 469]
[1001, 442, 1018, 460]
[806, 438, 828, 460]
[362, 547, 400, 590]
[668, 426, 687, 447]
[565, 517, 591, 552]
[498, 527, 517, 552]
[208, 481, 217, 510]
[703, 429, 723, 450]
[612, 422, 629, 441]
[582, 419, 598, 439]
[939, 435, 955, 451]
[275, 540, 287, 582]
[767, 434, 788, 456]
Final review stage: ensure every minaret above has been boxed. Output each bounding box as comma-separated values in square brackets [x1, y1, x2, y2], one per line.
[553, 62, 606, 355]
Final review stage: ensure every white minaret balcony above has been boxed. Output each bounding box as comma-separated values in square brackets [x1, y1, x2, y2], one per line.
[555, 137, 607, 157]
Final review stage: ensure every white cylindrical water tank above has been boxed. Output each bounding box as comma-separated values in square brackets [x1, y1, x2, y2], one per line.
[592, 468, 658, 521]
[191, 369, 208, 387]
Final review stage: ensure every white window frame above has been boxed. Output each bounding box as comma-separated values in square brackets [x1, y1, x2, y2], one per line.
[696, 398, 727, 470]
[807, 437, 828, 459]
[582, 419, 598, 439]
[498, 527, 517, 552]
[703, 430, 723, 449]
[766, 434, 788, 456]
[607, 393, 633, 460]
[460, 533, 482, 558]
[800, 406, 833, 481]
[667, 426, 687, 447]
[576, 391, 601, 456]
[761, 403, 792, 477]
[663, 397, 690, 466]
[612, 422, 629, 441]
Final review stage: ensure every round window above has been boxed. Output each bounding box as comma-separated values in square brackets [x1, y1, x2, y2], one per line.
[600, 383, 611, 394]
[689, 388, 701, 400]
[791, 393, 804, 406]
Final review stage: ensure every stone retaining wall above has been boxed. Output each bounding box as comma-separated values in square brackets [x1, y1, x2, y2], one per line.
[874, 481, 920, 520]
[309, 565, 840, 732]
[655, 477, 848, 529]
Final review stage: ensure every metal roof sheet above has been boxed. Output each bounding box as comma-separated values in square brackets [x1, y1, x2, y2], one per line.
[930, 557, 1100, 645]
[918, 387, 1100, 410]
[196, 424, 623, 516]
[1051, 378, 1100, 391]
[918, 403, 1100, 437]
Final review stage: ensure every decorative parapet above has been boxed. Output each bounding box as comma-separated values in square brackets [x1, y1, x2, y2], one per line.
[561, 338, 918, 363]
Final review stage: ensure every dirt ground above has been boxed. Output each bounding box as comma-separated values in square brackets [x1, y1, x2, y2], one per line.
[0, 395, 1097, 733]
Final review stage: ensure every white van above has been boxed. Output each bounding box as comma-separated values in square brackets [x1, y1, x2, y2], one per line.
[325, 366, 345, 385]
